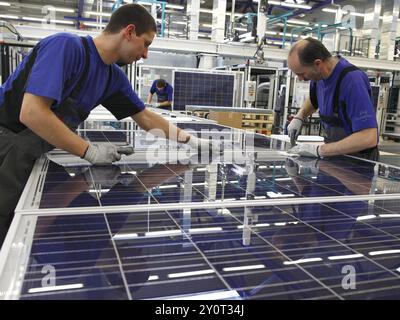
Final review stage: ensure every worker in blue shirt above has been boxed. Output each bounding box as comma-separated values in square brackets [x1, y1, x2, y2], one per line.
[146, 79, 173, 110]
[0, 4, 218, 246]
[287, 38, 379, 161]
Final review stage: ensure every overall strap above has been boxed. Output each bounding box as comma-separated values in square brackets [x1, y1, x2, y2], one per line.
[70, 37, 90, 99]
[333, 65, 359, 114]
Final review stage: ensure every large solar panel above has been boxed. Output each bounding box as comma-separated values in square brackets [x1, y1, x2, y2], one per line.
[16, 201, 400, 299]
[173, 71, 235, 111]
[2, 121, 400, 300]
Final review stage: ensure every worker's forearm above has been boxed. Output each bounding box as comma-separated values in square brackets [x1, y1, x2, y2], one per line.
[319, 128, 378, 157]
[159, 101, 171, 107]
[297, 98, 316, 120]
[20, 95, 89, 157]
[133, 109, 189, 142]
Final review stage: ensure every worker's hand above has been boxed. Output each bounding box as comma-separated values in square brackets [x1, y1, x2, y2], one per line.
[285, 157, 319, 177]
[154, 102, 161, 107]
[83, 143, 134, 165]
[288, 143, 321, 158]
[288, 116, 304, 143]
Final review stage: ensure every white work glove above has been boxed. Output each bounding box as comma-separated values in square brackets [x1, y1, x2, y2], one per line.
[288, 116, 304, 143]
[288, 143, 321, 158]
[285, 157, 319, 177]
[154, 102, 161, 107]
[83, 143, 134, 165]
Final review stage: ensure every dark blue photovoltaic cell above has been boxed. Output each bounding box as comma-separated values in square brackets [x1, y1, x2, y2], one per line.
[173, 72, 235, 110]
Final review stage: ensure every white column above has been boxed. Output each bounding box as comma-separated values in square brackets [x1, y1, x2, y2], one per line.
[187, 0, 200, 41]
[257, 1, 267, 44]
[379, 0, 400, 60]
[362, 0, 382, 59]
[211, 0, 227, 43]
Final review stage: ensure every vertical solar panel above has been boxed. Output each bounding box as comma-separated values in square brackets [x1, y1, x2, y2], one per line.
[173, 71, 235, 110]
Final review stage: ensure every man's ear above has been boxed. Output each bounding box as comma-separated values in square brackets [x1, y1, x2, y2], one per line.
[124, 24, 136, 39]
[314, 59, 322, 68]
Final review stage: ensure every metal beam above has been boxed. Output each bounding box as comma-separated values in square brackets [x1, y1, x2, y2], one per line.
[13, 25, 400, 71]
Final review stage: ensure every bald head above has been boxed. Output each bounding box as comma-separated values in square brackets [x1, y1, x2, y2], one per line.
[288, 37, 333, 81]
[289, 37, 332, 67]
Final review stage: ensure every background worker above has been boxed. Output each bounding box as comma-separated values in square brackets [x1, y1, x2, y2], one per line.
[146, 79, 173, 110]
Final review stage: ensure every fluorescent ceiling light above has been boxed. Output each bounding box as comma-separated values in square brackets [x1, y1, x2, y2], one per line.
[287, 19, 310, 26]
[322, 8, 338, 13]
[369, 249, 400, 256]
[47, 7, 75, 13]
[171, 21, 187, 26]
[269, 1, 311, 10]
[28, 283, 83, 294]
[157, 184, 178, 189]
[168, 269, 215, 278]
[327, 254, 364, 261]
[145, 229, 182, 237]
[22, 17, 44, 22]
[85, 11, 112, 17]
[266, 191, 295, 198]
[170, 290, 240, 300]
[0, 14, 18, 19]
[113, 233, 138, 240]
[188, 227, 222, 234]
[148, 275, 159, 281]
[350, 12, 365, 17]
[166, 4, 185, 10]
[223, 264, 265, 272]
[284, 258, 323, 265]
[356, 215, 376, 221]
[379, 214, 400, 218]
[84, 22, 107, 28]
[22, 17, 74, 25]
[0, 2, 10, 6]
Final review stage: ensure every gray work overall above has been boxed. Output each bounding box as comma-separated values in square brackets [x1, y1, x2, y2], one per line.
[0, 37, 91, 246]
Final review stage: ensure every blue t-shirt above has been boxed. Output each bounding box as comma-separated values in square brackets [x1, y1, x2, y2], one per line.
[150, 80, 173, 103]
[0, 33, 145, 132]
[310, 57, 377, 135]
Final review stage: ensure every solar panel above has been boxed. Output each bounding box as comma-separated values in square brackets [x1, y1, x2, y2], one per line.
[17, 200, 400, 300]
[2, 121, 400, 300]
[173, 71, 235, 111]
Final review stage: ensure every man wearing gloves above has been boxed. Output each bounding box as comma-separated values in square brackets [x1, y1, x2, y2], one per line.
[286, 38, 379, 161]
[0, 4, 216, 245]
[146, 79, 173, 110]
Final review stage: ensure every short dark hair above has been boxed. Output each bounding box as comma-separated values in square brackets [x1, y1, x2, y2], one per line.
[292, 37, 332, 66]
[156, 79, 166, 88]
[104, 4, 157, 35]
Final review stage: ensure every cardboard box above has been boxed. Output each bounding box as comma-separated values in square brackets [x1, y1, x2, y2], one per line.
[208, 111, 243, 129]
